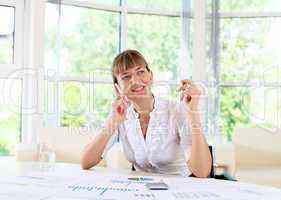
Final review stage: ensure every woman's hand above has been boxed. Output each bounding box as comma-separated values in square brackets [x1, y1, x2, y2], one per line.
[178, 80, 202, 113]
[108, 84, 129, 126]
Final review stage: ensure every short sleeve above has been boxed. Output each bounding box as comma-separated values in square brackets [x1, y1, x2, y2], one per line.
[101, 127, 120, 159]
[174, 102, 192, 160]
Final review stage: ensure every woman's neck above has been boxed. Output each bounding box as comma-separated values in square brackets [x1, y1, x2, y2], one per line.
[132, 94, 154, 116]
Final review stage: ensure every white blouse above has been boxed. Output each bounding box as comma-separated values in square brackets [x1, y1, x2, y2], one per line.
[102, 96, 192, 177]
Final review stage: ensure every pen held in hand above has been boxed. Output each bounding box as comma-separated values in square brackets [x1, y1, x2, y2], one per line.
[114, 83, 130, 104]
[114, 83, 123, 96]
[114, 83, 128, 115]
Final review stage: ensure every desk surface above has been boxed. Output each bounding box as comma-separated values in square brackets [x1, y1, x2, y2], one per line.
[0, 159, 281, 200]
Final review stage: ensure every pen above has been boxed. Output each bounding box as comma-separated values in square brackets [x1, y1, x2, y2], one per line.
[115, 83, 123, 95]
[19, 176, 45, 180]
[128, 177, 154, 181]
[115, 83, 130, 104]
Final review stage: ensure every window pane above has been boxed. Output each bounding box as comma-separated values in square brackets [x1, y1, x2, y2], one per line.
[219, 87, 253, 142]
[219, 86, 280, 141]
[60, 81, 91, 127]
[127, 14, 181, 81]
[60, 82, 114, 128]
[0, 6, 15, 64]
[92, 83, 114, 128]
[0, 79, 22, 155]
[127, 0, 181, 12]
[45, 3, 119, 76]
[220, 18, 281, 82]
[220, 0, 281, 12]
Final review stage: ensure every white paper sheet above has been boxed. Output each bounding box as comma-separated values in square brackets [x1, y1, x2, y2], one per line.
[1, 169, 281, 200]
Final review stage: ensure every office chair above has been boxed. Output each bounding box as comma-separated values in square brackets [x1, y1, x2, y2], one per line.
[208, 145, 236, 181]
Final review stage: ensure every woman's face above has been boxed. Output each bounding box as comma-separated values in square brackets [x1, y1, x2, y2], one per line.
[115, 64, 153, 100]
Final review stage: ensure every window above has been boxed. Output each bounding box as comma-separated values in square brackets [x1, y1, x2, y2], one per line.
[0, 79, 22, 155]
[220, 18, 281, 82]
[127, 14, 181, 81]
[0, 5, 14, 64]
[45, 3, 119, 76]
[44, 1, 120, 128]
[0, 0, 24, 156]
[44, 1, 280, 143]
[44, 0, 193, 129]
[208, 0, 281, 142]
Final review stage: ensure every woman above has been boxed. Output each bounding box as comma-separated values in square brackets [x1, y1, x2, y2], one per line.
[80, 49, 212, 178]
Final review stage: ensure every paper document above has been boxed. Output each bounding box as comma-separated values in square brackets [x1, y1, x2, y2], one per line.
[1, 169, 281, 200]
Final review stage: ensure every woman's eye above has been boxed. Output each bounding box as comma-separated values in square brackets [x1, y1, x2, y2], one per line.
[122, 75, 130, 80]
[137, 70, 145, 75]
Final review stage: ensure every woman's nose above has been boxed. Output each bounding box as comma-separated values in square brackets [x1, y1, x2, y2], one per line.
[130, 73, 141, 84]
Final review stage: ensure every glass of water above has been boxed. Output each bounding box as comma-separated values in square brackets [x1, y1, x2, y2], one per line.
[38, 143, 56, 170]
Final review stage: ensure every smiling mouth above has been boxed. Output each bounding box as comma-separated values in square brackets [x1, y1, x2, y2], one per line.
[131, 86, 145, 93]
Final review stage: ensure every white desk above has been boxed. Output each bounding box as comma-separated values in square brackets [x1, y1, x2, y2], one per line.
[1, 159, 281, 200]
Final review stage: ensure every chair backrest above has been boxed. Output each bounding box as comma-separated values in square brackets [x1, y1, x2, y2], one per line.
[37, 127, 105, 166]
[208, 146, 215, 178]
[233, 128, 281, 168]
[105, 142, 131, 169]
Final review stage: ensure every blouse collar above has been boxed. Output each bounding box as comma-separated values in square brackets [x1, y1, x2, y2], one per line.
[126, 94, 159, 119]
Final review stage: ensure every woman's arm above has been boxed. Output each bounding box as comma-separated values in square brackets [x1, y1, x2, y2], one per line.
[80, 91, 129, 169]
[187, 112, 212, 178]
[179, 80, 212, 178]
[80, 118, 118, 169]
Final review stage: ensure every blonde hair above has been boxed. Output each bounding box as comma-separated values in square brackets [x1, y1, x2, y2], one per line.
[112, 49, 150, 84]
